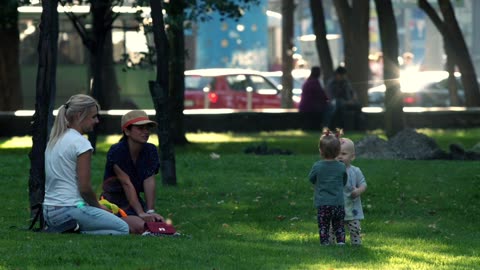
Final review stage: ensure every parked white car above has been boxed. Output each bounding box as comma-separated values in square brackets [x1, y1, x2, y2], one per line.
[368, 71, 466, 107]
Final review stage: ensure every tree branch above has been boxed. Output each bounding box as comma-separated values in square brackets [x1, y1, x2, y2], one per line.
[417, 0, 446, 35]
[333, 0, 352, 33]
[59, 1, 93, 52]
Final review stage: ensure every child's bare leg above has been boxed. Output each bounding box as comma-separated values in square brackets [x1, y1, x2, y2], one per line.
[347, 220, 362, 245]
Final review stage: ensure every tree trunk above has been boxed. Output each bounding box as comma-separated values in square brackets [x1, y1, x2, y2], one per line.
[167, 0, 189, 145]
[333, 0, 370, 106]
[86, 1, 121, 150]
[438, 0, 480, 106]
[86, 1, 119, 109]
[0, 0, 22, 110]
[88, 29, 120, 110]
[445, 43, 460, 106]
[418, 0, 460, 105]
[63, 1, 121, 111]
[281, 0, 294, 108]
[309, 0, 334, 86]
[103, 31, 121, 108]
[150, 0, 177, 186]
[86, 15, 105, 151]
[374, 0, 404, 137]
[28, 0, 58, 227]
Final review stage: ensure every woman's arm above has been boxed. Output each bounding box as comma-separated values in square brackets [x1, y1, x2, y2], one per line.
[143, 176, 156, 211]
[113, 164, 148, 217]
[77, 151, 102, 208]
[143, 176, 164, 222]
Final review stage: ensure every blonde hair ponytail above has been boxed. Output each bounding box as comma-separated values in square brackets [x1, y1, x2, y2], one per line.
[47, 94, 99, 148]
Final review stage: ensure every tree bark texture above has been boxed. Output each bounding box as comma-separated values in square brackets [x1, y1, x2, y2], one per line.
[333, 0, 370, 106]
[374, 0, 404, 137]
[445, 51, 461, 106]
[150, 0, 177, 186]
[89, 2, 120, 110]
[28, 0, 58, 222]
[281, 0, 294, 108]
[0, 0, 22, 110]
[309, 0, 334, 86]
[89, 1, 120, 149]
[167, 0, 189, 145]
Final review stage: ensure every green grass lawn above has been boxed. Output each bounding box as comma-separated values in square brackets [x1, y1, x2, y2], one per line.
[0, 129, 479, 269]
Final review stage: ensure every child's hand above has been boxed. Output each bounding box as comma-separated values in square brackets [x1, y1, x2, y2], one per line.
[350, 185, 366, 198]
[350, 187, 360, 198]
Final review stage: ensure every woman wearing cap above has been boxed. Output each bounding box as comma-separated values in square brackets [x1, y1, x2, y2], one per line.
[101, 110, 164, 234]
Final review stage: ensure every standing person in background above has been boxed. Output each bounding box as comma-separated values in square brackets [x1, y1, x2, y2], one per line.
[299, 66, 334, 128]
[43, 94, 129, 235]
[101, 110, 165, 234]
[327, 66, 361, 129]
[401, 52, 417, 72]
[369, 52, 384, 86]
[308, 128, 347, 245]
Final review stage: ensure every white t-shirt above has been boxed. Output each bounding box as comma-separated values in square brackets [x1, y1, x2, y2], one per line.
[43, 128, 93, 206]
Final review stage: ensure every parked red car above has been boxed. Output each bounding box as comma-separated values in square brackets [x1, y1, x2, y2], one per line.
[184, 68, 284, 110]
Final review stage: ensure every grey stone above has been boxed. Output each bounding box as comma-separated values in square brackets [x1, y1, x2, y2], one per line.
[355, 129, 449, 160]
[356, 135, 400, 159]
[471, 142, 480, 153]
[389, 129, 445, 160]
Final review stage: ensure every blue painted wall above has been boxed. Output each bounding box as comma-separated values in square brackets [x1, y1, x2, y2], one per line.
[195, 0, 268, 70]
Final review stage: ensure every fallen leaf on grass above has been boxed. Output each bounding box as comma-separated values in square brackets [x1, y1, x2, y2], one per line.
[253, 196, 262, 202]
[210, 152, 220, 159]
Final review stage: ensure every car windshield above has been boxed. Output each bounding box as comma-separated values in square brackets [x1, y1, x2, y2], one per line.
[226, 74, 278, 94]
[185, 75, 212, 91]
[249, 75, 278, 94]
[227, 75, 249, 91]
[263, 74, 304, 95]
